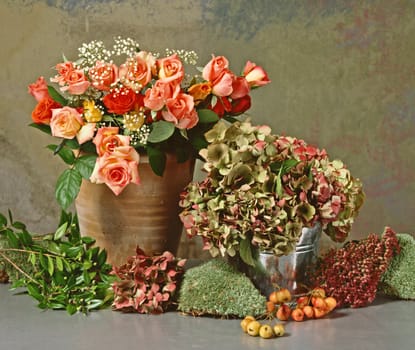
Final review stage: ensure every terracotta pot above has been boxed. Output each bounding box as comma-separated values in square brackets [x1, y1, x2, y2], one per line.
[75, 154, 195, 266]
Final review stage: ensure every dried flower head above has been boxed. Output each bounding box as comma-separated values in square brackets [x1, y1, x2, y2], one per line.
[111, 247, 186, 314]
[311, 227, 400, 308]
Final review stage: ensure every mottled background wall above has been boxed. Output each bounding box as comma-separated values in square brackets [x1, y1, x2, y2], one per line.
[1, 0, 414, 258]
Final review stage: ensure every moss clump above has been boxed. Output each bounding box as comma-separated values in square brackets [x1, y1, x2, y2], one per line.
[178, 259, 266, 318]
[379, 233, 415, 300]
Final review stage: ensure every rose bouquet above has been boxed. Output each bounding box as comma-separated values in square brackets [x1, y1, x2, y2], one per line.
[28, 37, 270, 209]
[179, 120, 365, 265]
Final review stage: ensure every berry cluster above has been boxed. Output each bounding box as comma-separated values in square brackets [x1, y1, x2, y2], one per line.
[266, 287, 337, 322]
[312, 227, 400, 307]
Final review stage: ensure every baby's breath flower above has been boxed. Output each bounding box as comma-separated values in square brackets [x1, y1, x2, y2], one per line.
[77, 40, 112, 69]
[129, 124, 151, 147]
[165, 48, 198, 65]
[111, 36, 140, 58]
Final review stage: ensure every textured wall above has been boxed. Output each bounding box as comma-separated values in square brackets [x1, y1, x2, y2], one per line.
[1, 0, 414, 258]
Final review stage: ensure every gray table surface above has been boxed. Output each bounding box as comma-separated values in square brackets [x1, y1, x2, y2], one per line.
[0, 284, 414, 350]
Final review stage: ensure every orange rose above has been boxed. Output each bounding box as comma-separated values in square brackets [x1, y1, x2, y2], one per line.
[50, 106, 84, 139]
[93, 127, 130, 156]
[90, 146, 140, 195]
[103, 86, 138, 115]
[60, 69, 90, 95]
[187, 82, 212, 104]
[31, 97, 61, 124]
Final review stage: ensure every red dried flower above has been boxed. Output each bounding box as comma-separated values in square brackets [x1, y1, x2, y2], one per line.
[111, 246, 186, 314]
[311, 227, 400, 308]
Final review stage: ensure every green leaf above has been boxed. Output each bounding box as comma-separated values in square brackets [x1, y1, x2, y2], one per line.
[39, 253, 48, 271]
[54, 222, 68, 241]
[55, 257, 64, 272]
[8, 209, 13, 224]
[47, 144, 75, 165]
[81, 236, 95, 245]
[12, 221, 26, 230]
[47, 85, 68, 106]
[47, 256, 55, 276]
[147, 146, 166, 177]
[26, 284, 43, 302]
[0, 213, 7, 227]
[66, 304, 77, 315]
[276, 174, 283, 198]
[97, 250, 107, 267]
[17, 230, 33, 246]
[147, 121, 175, 143]
[239, 237, 255, 267]
[87, 299, 103, 310]
[55, 169, 82, 209]
[6, 230, 19, 248]
[65, 138, 80, 150]
[197, 109, 220, 123]
[29, 253, 37, 266]
[29, 122, 52, 135]
[74, 155, 97, 179]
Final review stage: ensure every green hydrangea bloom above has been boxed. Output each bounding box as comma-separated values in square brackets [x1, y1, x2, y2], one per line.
[379, 233, 415, 300]
[178, 259, 266, 318]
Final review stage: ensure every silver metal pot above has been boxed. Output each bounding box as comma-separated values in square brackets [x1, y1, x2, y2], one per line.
[235, 223, 321, 297]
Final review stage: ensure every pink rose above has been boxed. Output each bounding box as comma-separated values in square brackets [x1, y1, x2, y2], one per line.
[28, 76, 49, 102]
[51, 62, 75, 85]
[89, 61, 119, 91]
[144, 80, 180, 111]
[243, 60, 271, 87]
[211, 70, 234, 97]
[230, 76, 250, 99]
[50, 106, 84, 139]
[60, 69, 90, 95]
[157, 54, 184, 84]
[90, 146, 140, 195]
[162, 93, 198, 129]
[202, 55, 229, 82]
[93, 127, 130, 156]
[119, 51, 155, 90]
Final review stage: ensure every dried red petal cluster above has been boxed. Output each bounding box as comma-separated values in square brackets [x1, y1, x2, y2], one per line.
[312, 227, 400, 308]
[111, 246, 186, 314]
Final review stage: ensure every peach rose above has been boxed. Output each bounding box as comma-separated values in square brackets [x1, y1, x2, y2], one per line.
[144, 80, 180, 111]
[243, 60, 271, 87]
[119, 51, 155, 90]
[162, 93, 198, 129]
[93, 127, 130, 156]
[31, 97, 61, 124]
[28, 76, 49, 102]
[60, 69, 90, 95]
[90, 146, 140, 195]
[50, 106, 84, 139]
[211, 70, 234, 97]
[89, 61, 119, 91]
[157, 54, 184, 84]
[77, 123, 96, 144]
[202, 55, 229, 82]
[51, 62, 75, 85]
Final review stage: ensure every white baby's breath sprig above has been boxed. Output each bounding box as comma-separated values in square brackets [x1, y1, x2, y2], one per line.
[77, 40, 112, 69]
[165, 48, 198, 65]
[111, 36, 140, 58]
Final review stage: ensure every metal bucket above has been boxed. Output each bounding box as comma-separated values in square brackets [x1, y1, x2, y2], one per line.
[238, 223, 321, 297]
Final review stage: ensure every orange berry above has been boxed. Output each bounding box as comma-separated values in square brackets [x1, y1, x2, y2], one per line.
[268, 291, 279, 304]
[311, 287, 326, 298]
[291, 308, 305, 322]
[296, 296, 309, 308]
[302, 305, 314, 319]
[312, 297, 328, 310]
[325, 297, 337, 312]
[266, 300, 276, 313]
[276, 304, 291, 321]
[313, 307, 328, 319]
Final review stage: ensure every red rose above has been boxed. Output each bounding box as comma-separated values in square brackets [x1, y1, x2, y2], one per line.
[31, 97, 61, 124]
[231, 95, 251, 115]
[209, 96, 232, 118]
[103, 86, 138, 115]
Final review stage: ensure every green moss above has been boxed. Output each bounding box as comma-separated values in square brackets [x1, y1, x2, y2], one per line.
[178, 259, 266, 318]
[379, 234, 415, 300]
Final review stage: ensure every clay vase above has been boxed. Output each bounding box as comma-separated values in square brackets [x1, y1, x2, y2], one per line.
[75, 154, 195, 266]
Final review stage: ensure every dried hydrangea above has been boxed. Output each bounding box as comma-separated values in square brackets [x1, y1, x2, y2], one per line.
[179, 120, 364, 265]
[312, 227, 400, 308]
[111, 247, 186, 314]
